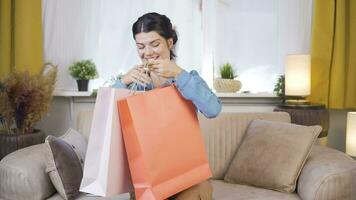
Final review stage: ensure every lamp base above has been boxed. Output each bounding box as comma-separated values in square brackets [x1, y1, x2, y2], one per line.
[286, 99, 310, 105]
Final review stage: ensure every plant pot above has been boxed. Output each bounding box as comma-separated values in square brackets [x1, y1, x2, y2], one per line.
[213, 78, 242, 93]
[77, 80, 89, 91]
[0, 129, 46, 160]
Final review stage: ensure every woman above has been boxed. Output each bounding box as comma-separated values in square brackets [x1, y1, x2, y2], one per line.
[113, 12, 221, 199]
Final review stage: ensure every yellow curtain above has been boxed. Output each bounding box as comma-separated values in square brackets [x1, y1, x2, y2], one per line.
[0, 0, 43, 80]
[310, 0, 356, 109]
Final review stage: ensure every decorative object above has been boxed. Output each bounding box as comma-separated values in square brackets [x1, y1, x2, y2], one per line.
[224, 119, 321, 193]
[273, 75, 286, 103]
[285, 54, 310, 104]
[45, 135, 83, 200]
[214, 62, 241, 93]
[346, 112, 356, 157]
[69, 59, 98, 91]
[0, 130, 46, 160]
[274, 104, 329, 146]
[0, 63, 57, 160]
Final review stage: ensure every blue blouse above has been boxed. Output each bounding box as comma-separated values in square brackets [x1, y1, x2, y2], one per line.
[112, 70, 222, 118]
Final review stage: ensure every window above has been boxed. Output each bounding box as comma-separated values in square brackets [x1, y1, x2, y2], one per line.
[212, 0, 313, 92]
[43, 0, 312, 93]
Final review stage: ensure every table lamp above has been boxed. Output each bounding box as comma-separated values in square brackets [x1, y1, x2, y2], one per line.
[346, 112, 356, 157]
[285, 54, 311, 104]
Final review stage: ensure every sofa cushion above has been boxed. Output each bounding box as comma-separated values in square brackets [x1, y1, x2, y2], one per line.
[170, 180, 212, 200]
[0, 144, 56, 200]
[45, 136, 83, 200]
[60, 128, 88, 165]
[297, 145, 356, 200]
[198, 112, 291, 179]
[46, 193, 131, 200]
[224, 119, 321, 193]
[211, 180, 301, 200]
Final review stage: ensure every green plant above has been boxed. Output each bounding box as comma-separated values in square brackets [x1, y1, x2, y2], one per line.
[0, 64, 57, 134]
[69, 59, 99, 80]
[274, 75, 285, 102]
[219, 63, 237, 79]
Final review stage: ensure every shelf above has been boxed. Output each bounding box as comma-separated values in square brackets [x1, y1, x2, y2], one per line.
[53, 90, 92, 97]
[216, 92, 278, 98]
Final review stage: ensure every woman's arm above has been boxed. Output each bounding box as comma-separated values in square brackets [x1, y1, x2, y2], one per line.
[149, 59, 221, 118]
[175, 70, 222, 118]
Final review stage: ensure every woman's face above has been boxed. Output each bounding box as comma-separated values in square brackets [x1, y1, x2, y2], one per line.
[135, 31, 173, 62]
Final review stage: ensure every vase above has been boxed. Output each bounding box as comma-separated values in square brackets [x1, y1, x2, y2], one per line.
[0, 129, 46, 160]
[213, 78, 242, 93]
[77, 80, 89, 91]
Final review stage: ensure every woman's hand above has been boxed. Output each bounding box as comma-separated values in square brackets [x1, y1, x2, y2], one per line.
[121, 65, 152, 86]
[148, 59, 183, 79]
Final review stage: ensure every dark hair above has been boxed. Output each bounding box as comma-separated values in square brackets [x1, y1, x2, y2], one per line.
[132, 12, 178, 60]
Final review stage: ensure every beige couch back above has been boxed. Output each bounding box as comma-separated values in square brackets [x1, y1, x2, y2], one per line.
[198, 112, 290, 179]
[77, 111, 291, 180]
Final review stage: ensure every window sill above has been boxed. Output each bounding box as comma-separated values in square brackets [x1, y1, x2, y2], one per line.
[216, 92, 281, 105]
[53, 90, 281, 105]
[53, 90, 278, 98]
[216, 92, 277, 98]
[53, 90, 92, 97]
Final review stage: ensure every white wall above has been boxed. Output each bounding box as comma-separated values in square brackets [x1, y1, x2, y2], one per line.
[328, 109, 350, 152]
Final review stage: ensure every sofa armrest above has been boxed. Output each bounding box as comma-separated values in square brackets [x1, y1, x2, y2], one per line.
[297, 145, 356, 200]
[0, 144, 56, 200]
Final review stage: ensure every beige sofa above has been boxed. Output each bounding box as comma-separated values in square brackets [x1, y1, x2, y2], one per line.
[1, 112, 356, 200]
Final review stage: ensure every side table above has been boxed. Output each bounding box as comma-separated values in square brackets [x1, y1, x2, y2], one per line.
[274, 104, 329, 146]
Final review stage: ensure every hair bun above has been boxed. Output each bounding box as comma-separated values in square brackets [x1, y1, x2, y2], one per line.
[171, 29, 178, 44]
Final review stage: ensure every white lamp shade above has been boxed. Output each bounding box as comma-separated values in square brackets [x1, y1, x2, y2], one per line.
[285, 54, 311, 96]
[346, 112, 356, 157]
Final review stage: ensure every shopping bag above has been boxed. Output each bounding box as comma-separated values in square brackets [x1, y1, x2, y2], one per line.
[118, 85, 212, 200]
[80, 87, 134, 197]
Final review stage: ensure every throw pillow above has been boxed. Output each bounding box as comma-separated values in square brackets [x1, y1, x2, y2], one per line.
[45, 135, 83, 200]
[60, 128, 87, 167]
[224, 119, 321, 193]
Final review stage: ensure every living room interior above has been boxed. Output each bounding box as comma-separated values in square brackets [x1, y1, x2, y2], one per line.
[1, 0, 356, 200]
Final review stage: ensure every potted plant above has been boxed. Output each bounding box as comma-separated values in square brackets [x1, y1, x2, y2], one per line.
[213, 62, 242, 93]
[273, 75, 286, 103]
[0, 63, 57, 160]
[69, 59, 99, 91]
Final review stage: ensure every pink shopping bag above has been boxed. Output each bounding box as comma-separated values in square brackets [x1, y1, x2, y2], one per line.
[80, 87, 134, 197]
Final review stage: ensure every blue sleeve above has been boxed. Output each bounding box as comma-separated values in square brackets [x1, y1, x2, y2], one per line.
[175, 70, 222, 118]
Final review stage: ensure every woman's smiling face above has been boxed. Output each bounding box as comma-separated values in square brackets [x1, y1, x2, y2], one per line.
[135, 31, 173, 62]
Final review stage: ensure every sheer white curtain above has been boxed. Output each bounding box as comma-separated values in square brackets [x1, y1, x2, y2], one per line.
[207, 0, 313, 93]
[42, 0, 100, 90]
[42, 0, 202, 91]
[42, 0, 312, 92]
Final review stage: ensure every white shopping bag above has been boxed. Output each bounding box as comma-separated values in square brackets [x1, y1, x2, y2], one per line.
[80, 87, 134, 197]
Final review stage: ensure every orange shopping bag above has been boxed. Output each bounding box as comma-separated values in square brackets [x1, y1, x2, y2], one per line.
[117, 85, 212, 200]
